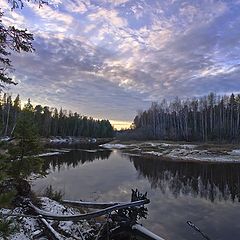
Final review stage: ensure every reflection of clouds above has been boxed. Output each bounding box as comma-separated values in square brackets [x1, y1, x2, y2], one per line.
[33, 150, 240, 240]
[3, 0, 240, 120]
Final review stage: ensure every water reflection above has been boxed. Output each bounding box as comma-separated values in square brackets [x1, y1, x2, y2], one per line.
[34, 149, 240, 240]
[130, 155, 240, 202]
[42, 149, 240, 202]
[42, 149, 112, 171]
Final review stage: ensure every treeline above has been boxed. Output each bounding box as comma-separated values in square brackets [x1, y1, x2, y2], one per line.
[0, 93, 114, 138]
[131, 93, 240, 142]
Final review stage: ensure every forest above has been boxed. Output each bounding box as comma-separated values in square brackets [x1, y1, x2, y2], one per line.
[0, 93, 114, 138]
[130, 92, 240, 142]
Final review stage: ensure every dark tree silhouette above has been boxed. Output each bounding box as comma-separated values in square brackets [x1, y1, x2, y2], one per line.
[0, 94, 114, 138]
[0, 0, 49, 86]
[0, 10, 34, 85]
[128, 93, 240, 142]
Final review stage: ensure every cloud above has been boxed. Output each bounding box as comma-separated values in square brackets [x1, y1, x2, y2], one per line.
[64, 0, 90, 14]
[4, 0, 240, 121]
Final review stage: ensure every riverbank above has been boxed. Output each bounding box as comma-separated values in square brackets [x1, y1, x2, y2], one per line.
[0, 190, 153, 240]
[41, 137, 113, 147]
[100, 140, 240, 163]
[0, 197, 95, 240]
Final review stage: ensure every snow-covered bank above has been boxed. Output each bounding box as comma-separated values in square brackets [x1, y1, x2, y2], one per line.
[0, 198, 95, 240]
[101, 141, 240, 163]
[100, 143, 128, 149]
[36, 152, 64, 157]
[48, 137, 112, 146]
[229, 149, 240, 156]
[35, 149, 71, 157]
[101, 142, 197, 150]
[143, 149, 240, 163]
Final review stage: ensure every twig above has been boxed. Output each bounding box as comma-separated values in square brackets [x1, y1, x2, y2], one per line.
[187, 221, 211, 240]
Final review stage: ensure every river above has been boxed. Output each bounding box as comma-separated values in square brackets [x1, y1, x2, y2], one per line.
[32, 147, 240, 240]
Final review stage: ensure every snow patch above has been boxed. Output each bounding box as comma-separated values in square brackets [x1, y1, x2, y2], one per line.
[0, 197, 95, 240]
[143, 151, 163, 156]
[229, 149, 240, 156]
[143, 147, 240, 163]
[100, 143, 127, 149]
[82, 149, 98, 153]
[0, 136, 11, 142]
[37, 152, 63, 157]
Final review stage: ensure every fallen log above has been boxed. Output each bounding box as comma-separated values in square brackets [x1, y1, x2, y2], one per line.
[62, 200, 127, 209]
[28, 199, 150, 221]
[132, 224, 166, 240]
[38, 217, 63, 240]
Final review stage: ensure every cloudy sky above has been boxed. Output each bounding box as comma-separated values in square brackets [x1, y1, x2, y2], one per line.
[2, 0, 240, 128]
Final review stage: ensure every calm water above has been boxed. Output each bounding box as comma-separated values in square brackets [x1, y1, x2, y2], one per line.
[32, 148, 240, 240]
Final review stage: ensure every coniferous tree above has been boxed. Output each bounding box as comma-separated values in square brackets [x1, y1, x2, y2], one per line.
[9, 99, 41, 161]
[0, 95, 114, 138]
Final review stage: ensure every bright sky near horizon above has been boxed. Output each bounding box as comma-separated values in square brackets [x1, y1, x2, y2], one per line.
[2, 0, 240, 128]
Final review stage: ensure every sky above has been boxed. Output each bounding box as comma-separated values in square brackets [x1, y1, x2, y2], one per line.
[2, 0, 240, 129]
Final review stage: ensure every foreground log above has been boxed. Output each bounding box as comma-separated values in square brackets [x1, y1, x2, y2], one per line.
[38, 217, 63, 240]
[62, 200, 130, 209]
[28, 199, 150, 221]
[132, 224, 165, 240]
[1, 190, 166, 240]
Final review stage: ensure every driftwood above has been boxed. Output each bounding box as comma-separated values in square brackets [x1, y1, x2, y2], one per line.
[132, 224, 165, 240]
[28, 199, 150, 221]
[1, 190, 166, 240]
[38, 217, 63, 240]
[62, 200, 133, 209]
[94, 223, 166, 240]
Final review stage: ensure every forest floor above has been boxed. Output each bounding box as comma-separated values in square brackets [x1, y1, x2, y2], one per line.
[100, 140, 240, 163]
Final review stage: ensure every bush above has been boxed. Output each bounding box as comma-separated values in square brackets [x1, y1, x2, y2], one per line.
[44, 185, 64, 202]
[0, 218, 18, 239]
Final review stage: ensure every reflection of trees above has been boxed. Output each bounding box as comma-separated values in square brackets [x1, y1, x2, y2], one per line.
[42, 150, 112, 172]
[130, 156, 240, 202]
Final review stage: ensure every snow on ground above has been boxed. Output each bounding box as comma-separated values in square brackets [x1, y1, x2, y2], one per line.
[99, 141, 240, 163]
[50, 139, 69, 143]
[36, 152, 64, 157]
[100, 143, 128, 149]
[143, 148, 240, 163]
[0, 136, 11, 142]
[229, 149, 240, 156]
[0, 198, 95, 240]
[82, 149, 99, 153]
[49, 149, 71, 153]
[179, 144, 197, 149]
[142, 151, 164, 157]
[0, 207, 43, 240]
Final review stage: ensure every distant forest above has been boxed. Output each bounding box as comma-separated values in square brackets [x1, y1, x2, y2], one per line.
[127, 93, 240, 142]
[0, 94, 114, 138]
